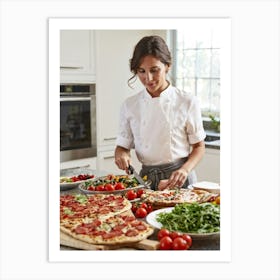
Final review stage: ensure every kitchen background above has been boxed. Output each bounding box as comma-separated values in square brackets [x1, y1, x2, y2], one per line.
[60, 29, 220, 183]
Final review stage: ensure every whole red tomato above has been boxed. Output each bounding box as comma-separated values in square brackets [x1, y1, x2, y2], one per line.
[157, 228, 170, 240]
[172, 237, 188, 250]
[126, 190, 137, 200]
[181, 234, 192, 248]
[136, 189, 145, 198]
[146, 204, 153, 213]
[140, 203, 148, 210]
[135, 207, 148, 218]
[104, 183, 115, 191]
[87, 185, 95, 191]
[115, 182, 125, 190]
[96, 185, 105, 191]
[159, 236, 173, 250]
[169, 231, 183, 240]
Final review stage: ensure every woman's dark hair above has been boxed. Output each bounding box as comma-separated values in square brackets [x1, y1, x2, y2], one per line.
[128, 35, 172, 87]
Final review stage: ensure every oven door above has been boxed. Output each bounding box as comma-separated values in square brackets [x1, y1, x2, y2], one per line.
[60, 96, 97, 162]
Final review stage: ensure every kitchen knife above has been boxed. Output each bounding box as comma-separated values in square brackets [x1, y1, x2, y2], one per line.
[128, 165, 148, 187]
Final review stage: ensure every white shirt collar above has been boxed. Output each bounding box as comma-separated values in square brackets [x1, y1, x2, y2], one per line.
[143, 83, 173, 101]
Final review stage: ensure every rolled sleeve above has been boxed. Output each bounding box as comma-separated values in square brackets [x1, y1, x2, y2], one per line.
[188, 129, 206, 144]
[186, 96, 206, 144]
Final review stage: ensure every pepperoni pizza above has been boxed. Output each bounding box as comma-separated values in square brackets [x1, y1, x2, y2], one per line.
[60, 194, 154, 245]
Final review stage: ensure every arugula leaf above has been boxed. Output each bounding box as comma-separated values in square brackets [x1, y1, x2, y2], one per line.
[156, 202, 220, 233]
[74, 194, 88, 204]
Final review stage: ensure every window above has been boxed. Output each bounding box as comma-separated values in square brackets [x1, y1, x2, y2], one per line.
[171, 25, 222, 117]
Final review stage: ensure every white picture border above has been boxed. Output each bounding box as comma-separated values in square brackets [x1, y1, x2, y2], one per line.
[49, 18, 231, 262]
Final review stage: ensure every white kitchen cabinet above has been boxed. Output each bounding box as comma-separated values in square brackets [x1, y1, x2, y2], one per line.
[60, 30, 95, 83]
[60, 157, 97, 171]
[195, 148, 220, 183]
[97, 149, 124, 175]
[95, 30, 147, 147]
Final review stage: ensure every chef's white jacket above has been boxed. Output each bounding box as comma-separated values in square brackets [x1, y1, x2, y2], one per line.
[116, 84, 206, 166]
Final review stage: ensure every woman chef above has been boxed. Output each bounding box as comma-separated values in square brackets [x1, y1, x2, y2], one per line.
[114, 35, 206, 190]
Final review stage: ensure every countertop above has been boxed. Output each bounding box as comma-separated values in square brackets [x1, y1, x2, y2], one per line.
[204, 130, 220, 150]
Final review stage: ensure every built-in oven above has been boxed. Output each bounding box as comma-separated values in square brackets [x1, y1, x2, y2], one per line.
[60, 84, 97, 162]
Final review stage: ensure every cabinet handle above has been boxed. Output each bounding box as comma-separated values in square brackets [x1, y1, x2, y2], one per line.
[103, 156, 115, 160]
[103, 137, 117, 141]
[60, 164, 90, 172]
[60, 66, 84, 69]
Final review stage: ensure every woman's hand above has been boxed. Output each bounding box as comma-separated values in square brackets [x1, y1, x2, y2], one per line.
[159, 168, 189, 190]
[114, 146, 131, 173]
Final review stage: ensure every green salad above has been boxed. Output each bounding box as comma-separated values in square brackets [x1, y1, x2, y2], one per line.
[156, 202, 220, 234]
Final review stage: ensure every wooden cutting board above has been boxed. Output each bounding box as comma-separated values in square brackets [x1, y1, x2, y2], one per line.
[60, 231, 159, 250]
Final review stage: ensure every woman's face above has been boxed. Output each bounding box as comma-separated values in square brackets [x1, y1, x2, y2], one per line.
[137, 55, 169, 97]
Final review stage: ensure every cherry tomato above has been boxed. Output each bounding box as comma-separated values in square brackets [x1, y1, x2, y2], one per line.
[104, 183, 115, 191]
[140, 203, 148, 210]
[126, 190, 137, 200]
[135, 207, 148, 218]
[136, 189, 145, 198]
[159, 236, 173, 250]
[157, 228, 170, 240]
[131, 204, 138, 213]
[71, 176, 79, 182]
[115, 182, 125, 190]
[181, 234, 192, 248]
[172, 237, 188, 250]
[146, 204, 153, 213]
[87, 185, 95, 191]
[96, 185, 105, 191]
[170, 231, 183, 240]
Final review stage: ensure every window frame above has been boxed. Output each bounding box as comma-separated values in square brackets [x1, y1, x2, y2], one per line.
[170, 30, 220, 118]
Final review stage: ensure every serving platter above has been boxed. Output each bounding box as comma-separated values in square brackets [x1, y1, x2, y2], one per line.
[60, 168, 95, 191]
[60, 178, 94, 191]
[146, 207, 220, 240]
[78, 174, 151, 195]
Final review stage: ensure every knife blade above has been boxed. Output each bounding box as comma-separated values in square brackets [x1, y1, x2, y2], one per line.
[128, 165, 147, 187]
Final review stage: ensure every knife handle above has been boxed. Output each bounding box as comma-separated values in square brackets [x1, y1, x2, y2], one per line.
[128, 165, 134, 175]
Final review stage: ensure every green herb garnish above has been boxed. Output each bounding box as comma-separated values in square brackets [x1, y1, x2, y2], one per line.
[74, 194, 88, 205]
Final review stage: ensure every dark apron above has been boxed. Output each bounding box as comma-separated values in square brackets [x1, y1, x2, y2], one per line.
[139, 157, 197, 190]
